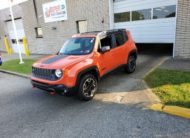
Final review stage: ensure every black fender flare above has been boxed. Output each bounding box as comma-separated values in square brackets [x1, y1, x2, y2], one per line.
[128, 49, 138, 60]
[76, 66, 100, 86]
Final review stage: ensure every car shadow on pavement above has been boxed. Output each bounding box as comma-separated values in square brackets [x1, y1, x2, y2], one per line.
[97, 54, 168, 93]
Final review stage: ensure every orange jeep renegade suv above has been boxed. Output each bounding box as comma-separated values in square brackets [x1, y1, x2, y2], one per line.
[31, 29, 137, 101]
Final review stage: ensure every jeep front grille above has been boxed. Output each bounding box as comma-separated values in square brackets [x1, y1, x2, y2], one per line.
[32, 67, 57, 81]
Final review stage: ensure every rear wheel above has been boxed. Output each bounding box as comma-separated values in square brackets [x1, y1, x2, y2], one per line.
[125, 55, 136, 73]
[77, 74, 98, 101]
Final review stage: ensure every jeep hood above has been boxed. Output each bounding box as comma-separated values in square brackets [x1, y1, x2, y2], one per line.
[33, 54, 90, 69]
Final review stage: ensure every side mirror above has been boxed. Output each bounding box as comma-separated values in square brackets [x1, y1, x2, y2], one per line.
[100, 46, 111, 53]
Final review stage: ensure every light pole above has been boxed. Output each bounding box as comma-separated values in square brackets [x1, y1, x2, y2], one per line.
[9, 0, 24, 64]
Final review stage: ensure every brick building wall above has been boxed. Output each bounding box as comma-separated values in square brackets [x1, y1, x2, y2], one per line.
[0, 0, 110, 54]
[175, 0, 190, 58]
[1, 0, 189, 58]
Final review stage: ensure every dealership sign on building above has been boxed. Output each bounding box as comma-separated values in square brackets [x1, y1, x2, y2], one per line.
[43, 0, 67, 23]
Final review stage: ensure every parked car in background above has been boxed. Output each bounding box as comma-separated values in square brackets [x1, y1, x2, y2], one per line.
[0, 54, 2, 66]
[31, 29, 137, 101]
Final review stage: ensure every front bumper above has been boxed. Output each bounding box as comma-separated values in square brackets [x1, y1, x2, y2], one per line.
[31, 80, 73, 93]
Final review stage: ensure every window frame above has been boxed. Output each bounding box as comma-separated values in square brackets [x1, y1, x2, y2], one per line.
[99, 34, 114, 51]
[111, 31, 127, 48]
[132, 8, 152, 21]
[35, 27, 43, 38]
[98, 30, 127, 51]
[153, 5, 176, 19]
[114, 11, 131, 23]
[113, 5, 176, 23]
[59, 37, 96, 55]
[76, 20, 88, 33]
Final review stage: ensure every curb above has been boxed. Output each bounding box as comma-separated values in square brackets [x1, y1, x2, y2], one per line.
[143, 57, 190, 119]
[0, 69, 30, 79]
[150, 103, 190, 119]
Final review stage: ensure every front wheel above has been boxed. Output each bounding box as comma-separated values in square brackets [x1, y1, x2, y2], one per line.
[125, 55, 136, 74]
[77, 74, 98, 101]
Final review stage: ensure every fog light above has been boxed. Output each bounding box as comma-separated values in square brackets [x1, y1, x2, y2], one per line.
[64, 89, 68, 93]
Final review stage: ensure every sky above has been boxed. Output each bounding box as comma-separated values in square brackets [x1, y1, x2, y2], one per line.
[0, 0, 28, 10]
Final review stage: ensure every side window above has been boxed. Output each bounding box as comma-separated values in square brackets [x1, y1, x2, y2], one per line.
[100, 35, 112, 48]
[114, 32, 125, 47]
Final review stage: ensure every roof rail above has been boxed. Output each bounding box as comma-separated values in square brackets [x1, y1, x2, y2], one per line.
[80, 31, 101, 35]
[73, 29, 127, 37]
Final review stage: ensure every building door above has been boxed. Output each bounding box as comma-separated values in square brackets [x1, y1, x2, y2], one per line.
[112, 0, 177, 44]
[6, 19, 25, 53]
[77, 20, 88, 33]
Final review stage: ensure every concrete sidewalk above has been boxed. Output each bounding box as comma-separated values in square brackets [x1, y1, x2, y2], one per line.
[160, 58, 190, 71]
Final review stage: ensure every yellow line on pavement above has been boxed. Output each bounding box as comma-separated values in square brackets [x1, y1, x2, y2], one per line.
[144, 57, 169, 78]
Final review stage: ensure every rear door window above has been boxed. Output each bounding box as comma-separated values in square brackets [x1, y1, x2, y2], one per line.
[114, 32, 125, 47]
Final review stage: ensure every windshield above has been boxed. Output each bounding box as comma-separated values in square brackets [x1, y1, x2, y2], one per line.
[59, 37, 95, 55]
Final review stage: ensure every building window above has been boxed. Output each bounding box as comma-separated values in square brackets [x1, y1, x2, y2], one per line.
[114, 12, 130, 23]
[76, 20, 87, 33]
[153, 5, 176, 19]
[35, 27, 43, 38]
[132, 9, 151, 21]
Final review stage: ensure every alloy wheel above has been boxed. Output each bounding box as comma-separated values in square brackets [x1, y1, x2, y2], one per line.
[82, 77, 97, 98]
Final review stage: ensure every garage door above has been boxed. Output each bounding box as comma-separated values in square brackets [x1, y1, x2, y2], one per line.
[113, 0, 177, 43]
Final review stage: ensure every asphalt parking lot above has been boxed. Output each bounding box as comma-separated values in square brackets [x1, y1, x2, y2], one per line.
[0, 54, 190, 138]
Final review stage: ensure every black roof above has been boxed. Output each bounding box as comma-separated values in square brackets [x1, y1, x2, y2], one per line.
[106, 29, 126, 33]
[80, 31, 101, 35]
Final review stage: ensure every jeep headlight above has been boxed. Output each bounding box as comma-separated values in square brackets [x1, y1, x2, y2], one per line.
[55, 69, 63, 78]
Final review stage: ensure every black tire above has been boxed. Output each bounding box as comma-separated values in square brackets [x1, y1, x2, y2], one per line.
[125, 55, 136, 74]
[77, 74, 98, 101]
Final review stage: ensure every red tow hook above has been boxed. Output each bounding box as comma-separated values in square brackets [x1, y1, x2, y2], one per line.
[50, 91, 56, 95]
